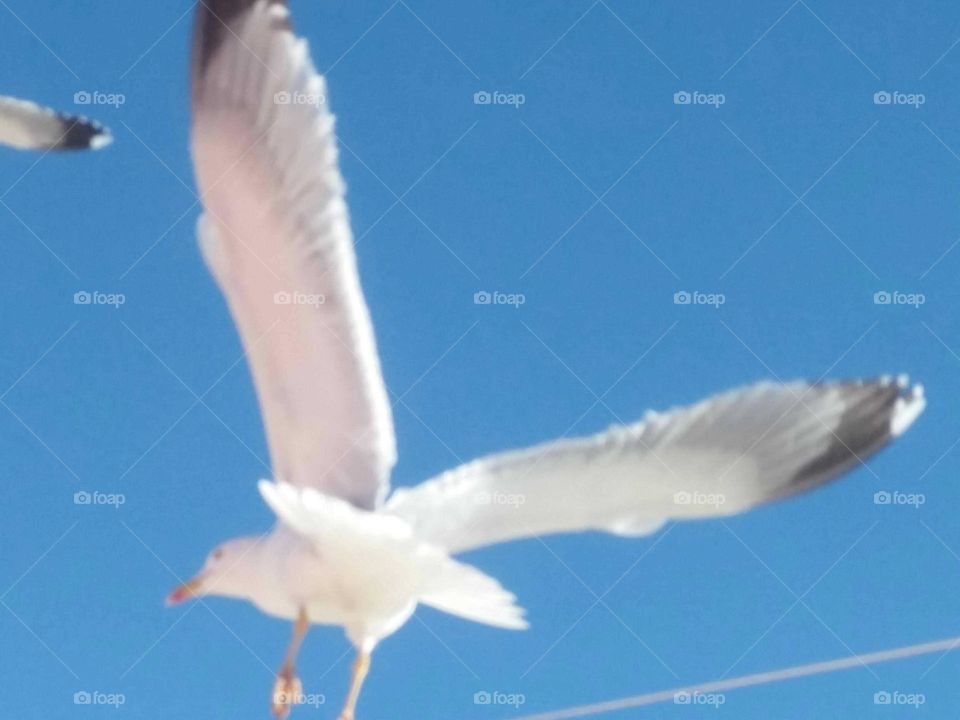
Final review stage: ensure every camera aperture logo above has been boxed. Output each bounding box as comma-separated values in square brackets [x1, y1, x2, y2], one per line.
[674, 290, 725, 309]
[74, 291, 125, 309]
[74, 91, 125, 108]
[674, 691, 726, 707]
[74, 491, 126, 509]
[474, 90, 526, 109]
[674, 90, 725, 108]
[874, 490, 925, 509]
[474, 290, 526, 308]
[874, 690, 925, 708]
[873, 91, 925, 109]
[473, 691, 526, 708]
[274, 291, 326, 309]
[74, 691, 125, 708]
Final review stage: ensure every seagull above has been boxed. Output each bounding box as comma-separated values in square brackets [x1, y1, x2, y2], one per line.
[0, 95, 111, 152]
[168, 1, 927, 718]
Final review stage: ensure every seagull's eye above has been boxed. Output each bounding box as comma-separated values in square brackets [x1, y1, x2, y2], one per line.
[212, 548, 224, 561]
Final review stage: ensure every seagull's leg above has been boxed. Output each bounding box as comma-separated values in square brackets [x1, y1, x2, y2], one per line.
[337, 649, 372, 720]
[272, 607, 309, 719]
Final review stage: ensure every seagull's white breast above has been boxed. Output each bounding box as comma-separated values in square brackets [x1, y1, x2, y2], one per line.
[249, 524, 421, 645]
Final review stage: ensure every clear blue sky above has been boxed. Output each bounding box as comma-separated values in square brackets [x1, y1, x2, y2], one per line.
[0, 1, 958, 718]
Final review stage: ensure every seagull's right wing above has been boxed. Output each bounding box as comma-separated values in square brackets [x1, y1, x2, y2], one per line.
[0, 96, 111, 152]
[386, 378, 925, 554]
[191, 0, 396, 509]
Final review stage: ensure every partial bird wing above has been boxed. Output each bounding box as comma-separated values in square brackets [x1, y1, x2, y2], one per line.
[191, 0, 396, 509]
[387, 377, 925, 554]
[0, 95, 111, 152]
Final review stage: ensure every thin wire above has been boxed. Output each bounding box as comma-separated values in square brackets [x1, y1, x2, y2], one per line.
[510, 635, 960, 720]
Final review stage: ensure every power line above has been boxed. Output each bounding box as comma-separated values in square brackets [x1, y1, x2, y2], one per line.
[510, 635, 960, 720]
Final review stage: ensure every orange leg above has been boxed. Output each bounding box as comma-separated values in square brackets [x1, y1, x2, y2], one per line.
[271, 608, 309, 719]
[338, 650, 372, 720]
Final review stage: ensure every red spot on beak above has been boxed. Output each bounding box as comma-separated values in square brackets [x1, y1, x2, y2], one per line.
[165, 588, 187, 606]
[166, 577, 202, 607]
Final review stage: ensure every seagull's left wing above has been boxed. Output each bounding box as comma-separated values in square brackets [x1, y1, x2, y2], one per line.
[0, 96, 111, 152]
[191, 0, 396, 509]
[386, 378, 925, 554]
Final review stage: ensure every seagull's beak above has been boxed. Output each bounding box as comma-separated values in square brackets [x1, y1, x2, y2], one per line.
[166, 575, 205, 607]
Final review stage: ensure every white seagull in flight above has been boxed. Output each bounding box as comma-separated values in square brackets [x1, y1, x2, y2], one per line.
[0, 95, 111, 152]
[168, 1, 927, 718]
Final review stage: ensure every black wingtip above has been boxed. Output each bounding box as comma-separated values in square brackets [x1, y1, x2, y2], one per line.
[55, 116, 112, 152]
[786, 376, 925, 496]
[193, 0, 291, 79]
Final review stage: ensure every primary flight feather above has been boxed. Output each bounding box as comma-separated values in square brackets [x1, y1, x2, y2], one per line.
[170, 2, 927, 719]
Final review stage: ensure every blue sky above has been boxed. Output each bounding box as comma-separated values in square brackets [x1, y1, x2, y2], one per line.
[1, 0, 959, 718]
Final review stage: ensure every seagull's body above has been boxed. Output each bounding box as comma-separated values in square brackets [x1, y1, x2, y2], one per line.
[0, 95, 111, 152]
[204, 499, 527, 643]
[170, 1, 927, 718]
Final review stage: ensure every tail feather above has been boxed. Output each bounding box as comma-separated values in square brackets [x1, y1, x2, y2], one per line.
[420, 557, 528, 630]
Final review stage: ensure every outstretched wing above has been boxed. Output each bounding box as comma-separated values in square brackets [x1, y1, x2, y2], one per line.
[191, 0, 396, 509]
[387, 377, 925, 553]
[0, 95, 111, 152]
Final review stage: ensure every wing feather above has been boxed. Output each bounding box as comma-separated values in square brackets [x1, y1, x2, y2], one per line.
[386, 377, 925, 553]
[192, 0, 396, 508]
[0, 95, 111, 152]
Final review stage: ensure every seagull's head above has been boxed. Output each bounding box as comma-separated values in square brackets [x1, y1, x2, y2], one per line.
[166, 537, 261, 606]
